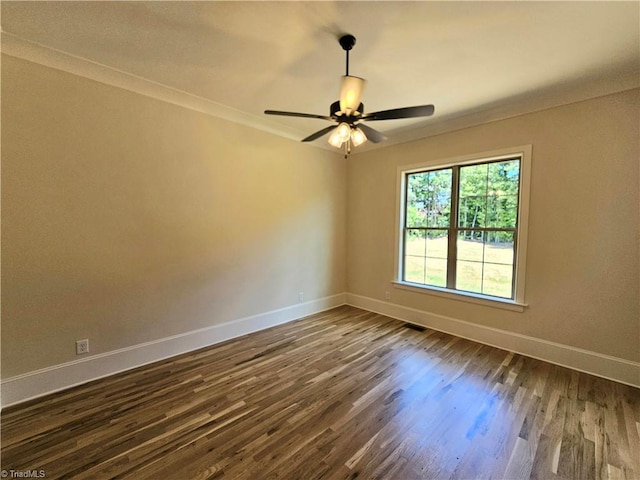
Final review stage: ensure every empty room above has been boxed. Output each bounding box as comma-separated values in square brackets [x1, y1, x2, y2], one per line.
[1, 2, 639, 479]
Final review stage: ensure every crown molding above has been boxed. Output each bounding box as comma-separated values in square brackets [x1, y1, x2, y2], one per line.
[353, 75, 640, 155]
[0, 32, 314, 144]
[2, 32, 637, 156]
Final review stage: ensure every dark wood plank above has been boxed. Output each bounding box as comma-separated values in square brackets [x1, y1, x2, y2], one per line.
[2, 306, 638, 479]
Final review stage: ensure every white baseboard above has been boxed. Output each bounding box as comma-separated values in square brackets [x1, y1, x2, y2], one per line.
[0, 293, 347, 409]
[346, 293, 640, 388]
[3, 291, 637, 409]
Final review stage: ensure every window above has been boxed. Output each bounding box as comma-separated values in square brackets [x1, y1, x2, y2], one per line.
[395, 146, 531, 308]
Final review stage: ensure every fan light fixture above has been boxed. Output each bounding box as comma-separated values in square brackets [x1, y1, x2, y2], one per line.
[328, 129, 343, 148]
[339, 76, 365, 116]
[336, 122, 351, 142]
[264, 33, 435, 157]
[351, 127, 367, 147]
[327, 122, 368, 149]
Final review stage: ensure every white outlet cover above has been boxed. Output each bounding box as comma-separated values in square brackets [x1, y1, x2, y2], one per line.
[76, 339, 89, 355]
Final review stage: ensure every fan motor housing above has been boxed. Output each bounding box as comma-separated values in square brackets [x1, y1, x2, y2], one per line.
[330, 101, 364, 119]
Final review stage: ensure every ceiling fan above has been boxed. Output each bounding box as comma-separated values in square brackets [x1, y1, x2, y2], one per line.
[264, 34, 435, 156]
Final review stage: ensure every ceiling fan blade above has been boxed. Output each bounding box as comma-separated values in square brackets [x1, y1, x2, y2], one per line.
[264, 110, 334, 121]
[357, 124, 387, 144]
[361, 105, 435, 121]
[301, 125, 338, 142]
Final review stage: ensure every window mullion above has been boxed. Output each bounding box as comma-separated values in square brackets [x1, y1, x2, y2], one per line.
[446, 167, 460, 289]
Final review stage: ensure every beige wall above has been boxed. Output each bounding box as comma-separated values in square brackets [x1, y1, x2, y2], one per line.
[347, 88, 639, 362]
[2, 53, 638, 382]
[1, 55, 346, 377]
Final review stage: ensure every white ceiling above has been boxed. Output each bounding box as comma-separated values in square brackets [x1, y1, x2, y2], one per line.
[2, 1, 639, 152]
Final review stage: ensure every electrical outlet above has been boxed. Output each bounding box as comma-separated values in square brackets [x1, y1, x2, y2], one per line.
[298, 292, 304, 302]
[76, 339, 89, 355]
[385, 291, 391, 300]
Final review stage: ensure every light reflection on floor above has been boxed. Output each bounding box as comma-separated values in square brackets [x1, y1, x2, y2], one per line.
[377, 335, 513, 476]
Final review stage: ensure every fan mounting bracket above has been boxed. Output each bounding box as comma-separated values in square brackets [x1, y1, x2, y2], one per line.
[339, 34, 356, 51]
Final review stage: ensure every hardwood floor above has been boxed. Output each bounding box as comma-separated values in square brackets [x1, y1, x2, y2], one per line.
[2, 306, 639, 479]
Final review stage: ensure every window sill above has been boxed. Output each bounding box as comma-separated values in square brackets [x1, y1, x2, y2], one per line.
[392, 281, 527, 312]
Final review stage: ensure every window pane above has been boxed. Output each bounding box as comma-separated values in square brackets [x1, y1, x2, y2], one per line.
[405, 229, 426, 256]
[425, 230, 448, 288]
[406, 172, 427, 228]
[460, 163, 488, 198]
[404, 255, 425, 284]
[456, 260, 482, 293]
[458, 163, 488, 229]
[482, 264, 513, 298]
[426, 230, 448, 258]
[456, 230, 515, 298]
[406, 169, 451, 228]
[404, 229, 448, 287]
[457, 231, 484, 262]
[404, 229, 426, 284]
[487, 161, 520, 228]
[458, 196, 487, 229]
[425, 258, 447, 288]
[486, 195, 519, 228]
[488, 160, 520, 196]
[425, 170, 452, 227]
[484, 231, 514, 265]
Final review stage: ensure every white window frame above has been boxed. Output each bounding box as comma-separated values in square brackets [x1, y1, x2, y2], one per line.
[393, 145, 532, 312]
